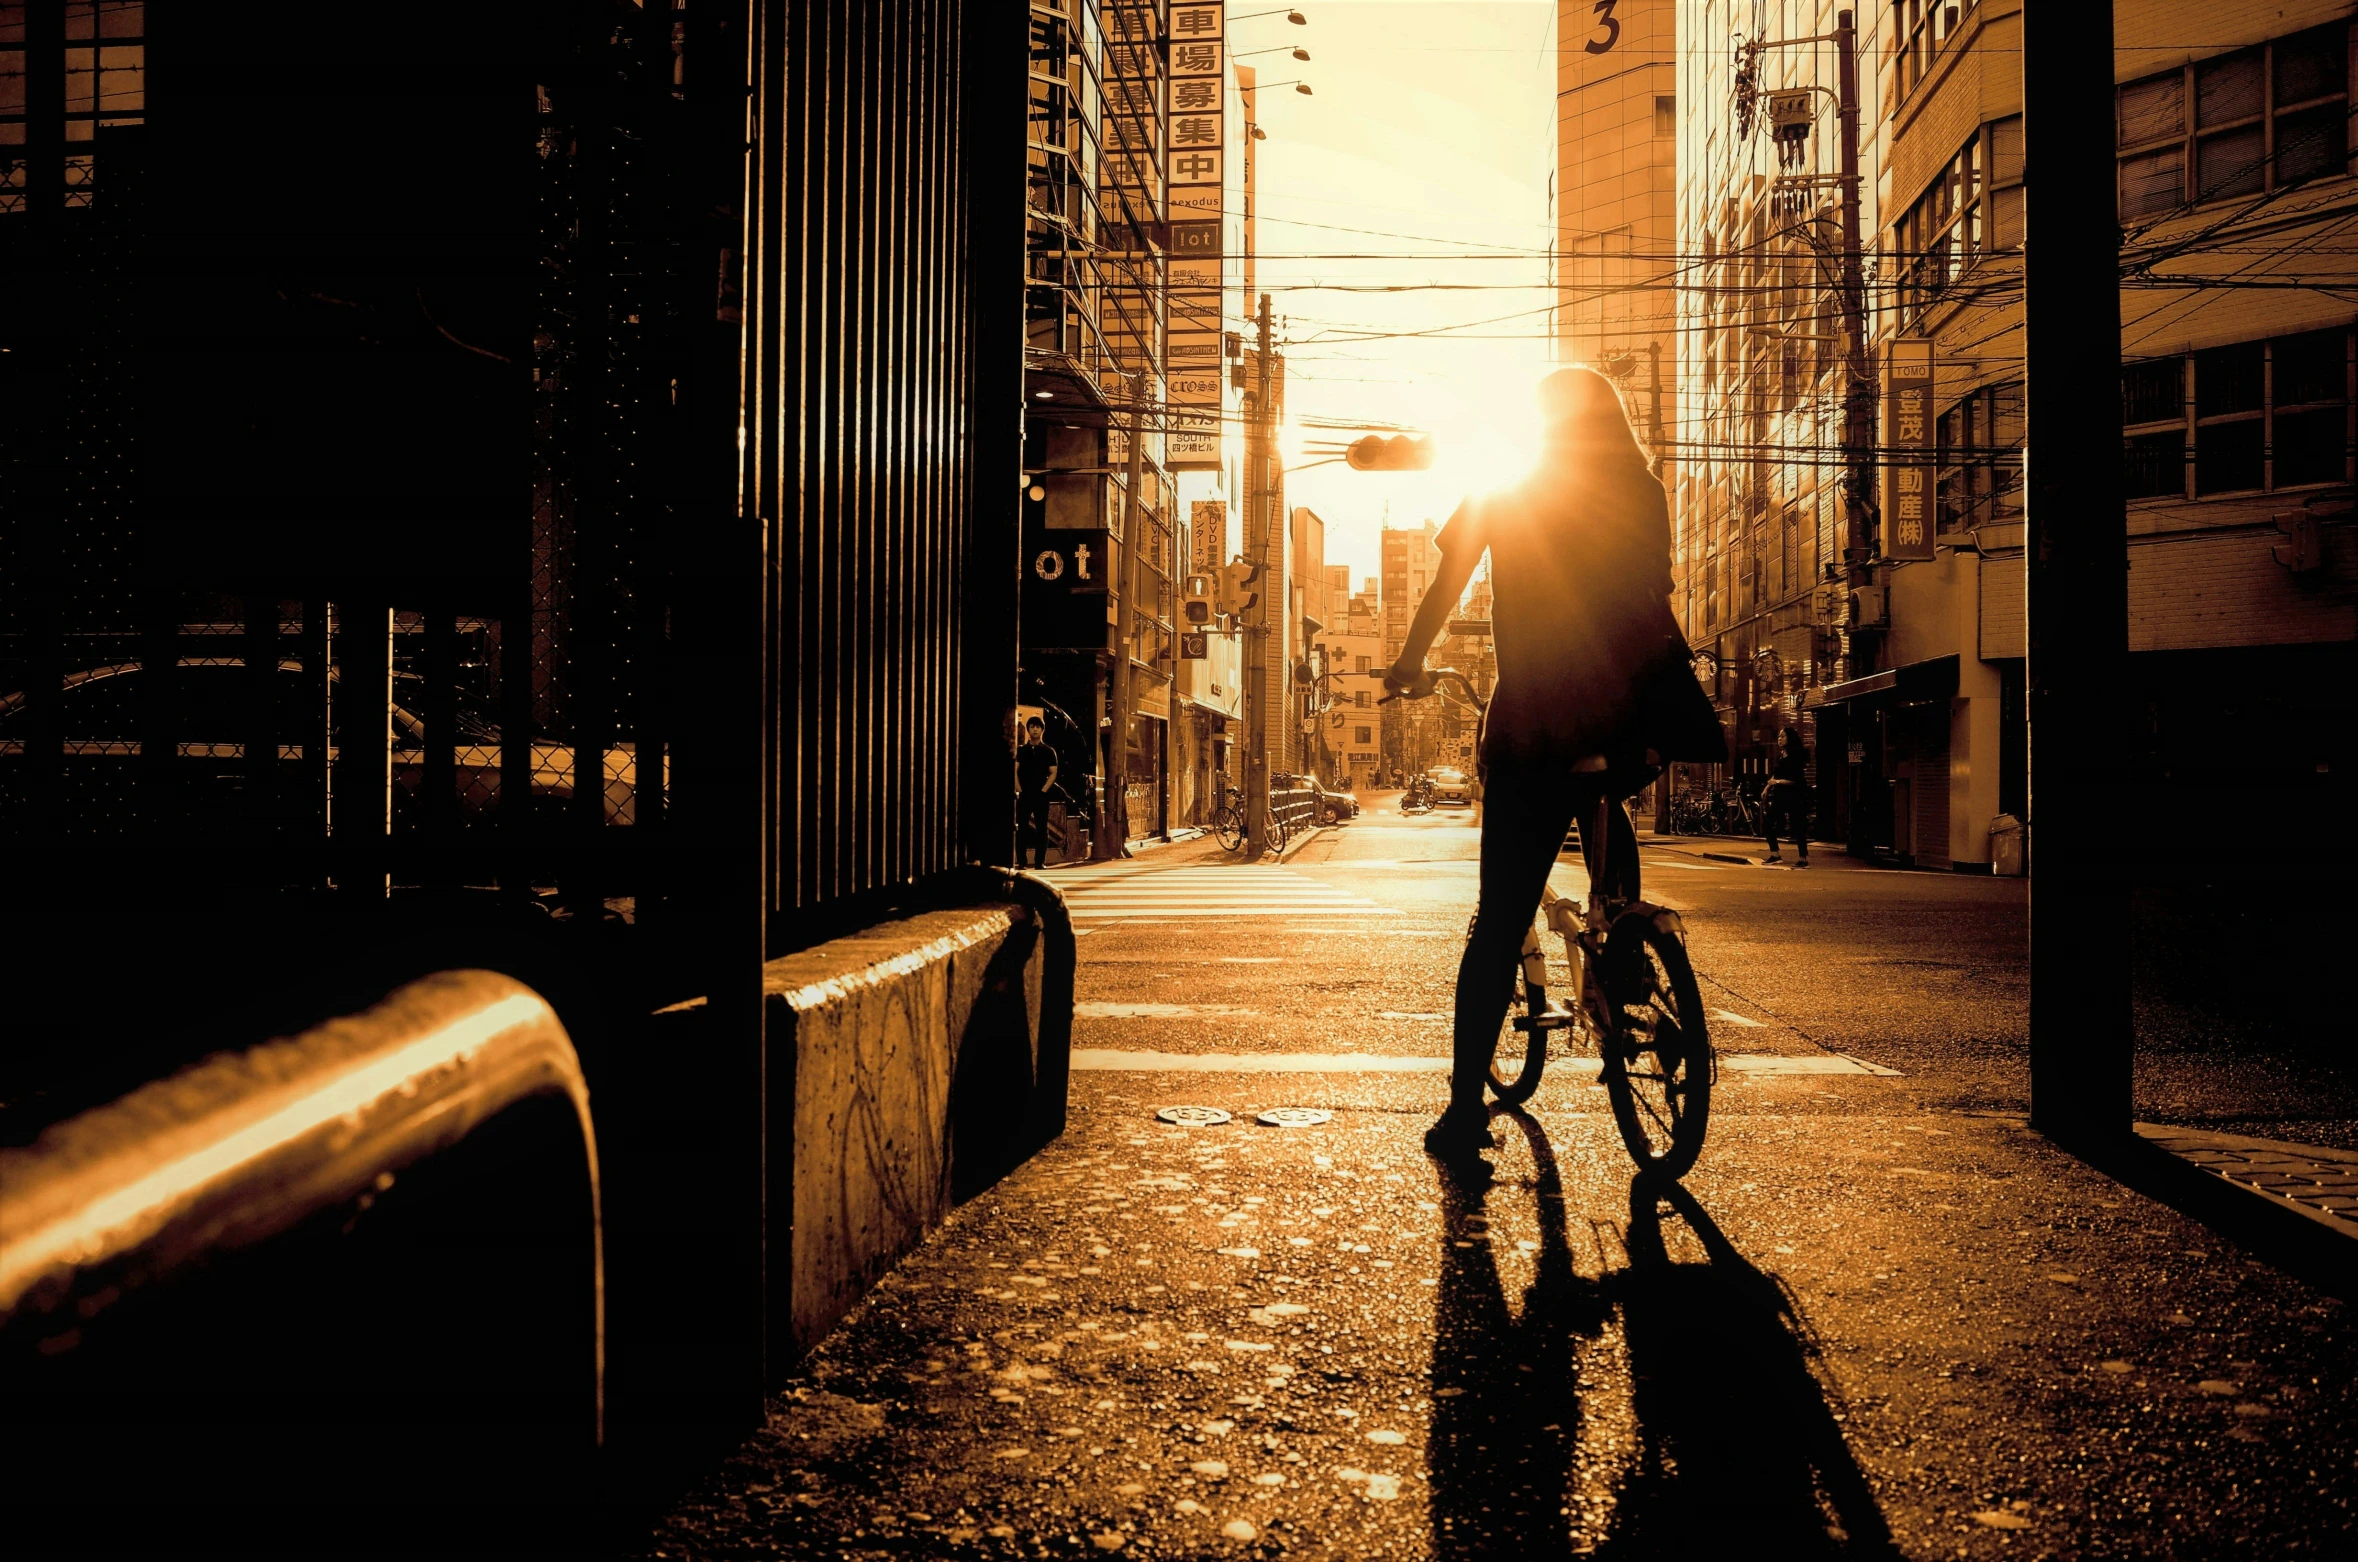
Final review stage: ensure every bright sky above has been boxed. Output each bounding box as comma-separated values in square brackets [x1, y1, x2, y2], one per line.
[1243, 0, 1557, 586]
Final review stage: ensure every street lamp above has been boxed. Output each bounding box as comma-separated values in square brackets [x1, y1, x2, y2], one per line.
[1236, 46, 1311, 60]
[1257, 80, 1315, 95]
[1231, 7, 1309, 21]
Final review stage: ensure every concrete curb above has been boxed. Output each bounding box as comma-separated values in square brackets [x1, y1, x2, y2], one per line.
[2136, 1123, 2358, 1239]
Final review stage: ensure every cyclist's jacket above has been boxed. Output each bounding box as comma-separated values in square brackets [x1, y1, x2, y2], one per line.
[1437, 370, 1727, 784]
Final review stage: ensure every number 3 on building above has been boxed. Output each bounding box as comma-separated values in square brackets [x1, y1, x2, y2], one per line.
[1586, 0, 1619, 55]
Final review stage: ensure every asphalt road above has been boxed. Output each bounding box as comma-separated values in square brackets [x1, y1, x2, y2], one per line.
[646, 796, 2357, 1560]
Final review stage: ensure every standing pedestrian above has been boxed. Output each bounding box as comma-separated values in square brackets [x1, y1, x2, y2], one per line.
[1016, 716, 1059, 869]
[1764, 726, 1812, 866]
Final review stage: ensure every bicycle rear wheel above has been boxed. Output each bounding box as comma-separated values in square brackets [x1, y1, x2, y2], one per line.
[1601, 909, 1712, 1178]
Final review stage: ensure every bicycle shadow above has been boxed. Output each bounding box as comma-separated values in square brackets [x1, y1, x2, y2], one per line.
[1425, 1115, 1895, 1560]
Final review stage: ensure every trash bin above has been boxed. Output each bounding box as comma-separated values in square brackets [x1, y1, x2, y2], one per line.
[1988, 813, 2025, 876]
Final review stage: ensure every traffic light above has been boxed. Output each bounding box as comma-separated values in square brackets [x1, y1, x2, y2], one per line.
[1215, 558, 1261, 618]
[1182, 572, 1216, 626]
[1345, 434, 1436, 471]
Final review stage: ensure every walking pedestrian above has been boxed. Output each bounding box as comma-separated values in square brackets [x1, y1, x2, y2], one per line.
[1016, 716, 1059, 869]
[1764, 726, 1812, 866]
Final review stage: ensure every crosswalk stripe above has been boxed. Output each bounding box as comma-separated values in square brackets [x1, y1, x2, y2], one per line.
[1061, 865, 1396, 921]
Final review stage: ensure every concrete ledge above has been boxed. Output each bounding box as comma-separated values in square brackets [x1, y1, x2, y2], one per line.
[763, 889, 1068, 1365]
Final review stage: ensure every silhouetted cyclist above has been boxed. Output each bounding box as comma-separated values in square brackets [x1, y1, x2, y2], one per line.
[1385, 367, 1727, 1157]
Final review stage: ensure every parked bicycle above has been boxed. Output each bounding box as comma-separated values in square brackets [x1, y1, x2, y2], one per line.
[1209, 783, 1296, 855]
[1388, 669, 1714, 1179]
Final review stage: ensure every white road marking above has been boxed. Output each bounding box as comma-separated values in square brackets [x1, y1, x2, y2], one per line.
[1062, 866, 1398, 922]
[1070, 1049, 1902, 1077]
[1711, 1008, 1767, 1028]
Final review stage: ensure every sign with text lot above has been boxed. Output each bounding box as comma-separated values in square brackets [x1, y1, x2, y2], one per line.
[1881, 338, 1935, 560]
[1022, 526, 1114, 650]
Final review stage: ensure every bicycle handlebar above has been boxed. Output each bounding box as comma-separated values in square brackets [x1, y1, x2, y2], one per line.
[1378, 667, 1485, 711]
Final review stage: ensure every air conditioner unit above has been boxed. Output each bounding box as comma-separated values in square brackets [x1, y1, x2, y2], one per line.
[1850, 585, 1889, 627]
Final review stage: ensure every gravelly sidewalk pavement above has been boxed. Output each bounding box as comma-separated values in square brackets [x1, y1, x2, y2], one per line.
[643, 1079, 2358, 1561]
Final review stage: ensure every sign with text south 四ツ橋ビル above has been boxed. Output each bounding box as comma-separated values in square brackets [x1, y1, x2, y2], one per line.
[1165, 1, 1226, 471]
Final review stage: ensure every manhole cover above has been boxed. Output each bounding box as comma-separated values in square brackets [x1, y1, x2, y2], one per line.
[1156, 1105, 1233, 1127]
[1256, 1108, 1332, 1129]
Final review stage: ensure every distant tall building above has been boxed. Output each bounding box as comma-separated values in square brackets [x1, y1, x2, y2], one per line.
[1553, 0, 1676, 454]
[1379, 522, 1444, 780]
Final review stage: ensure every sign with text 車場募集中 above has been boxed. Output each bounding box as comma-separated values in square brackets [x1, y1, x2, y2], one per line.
[1166, 1, 1226, 470]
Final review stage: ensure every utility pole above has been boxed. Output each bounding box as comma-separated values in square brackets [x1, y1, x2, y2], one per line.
[1244, 292, 1274, 854]
[2022, 2, 2132, 1141]
[1833, 8, 1872, 611]
[1097, 380, 1146, 860]
[1744, 9, 1873, 848]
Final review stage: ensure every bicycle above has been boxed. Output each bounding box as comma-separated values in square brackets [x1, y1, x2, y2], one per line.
[1384, 668, 1714, 1179]
[1210, 785, 1247, 853]
[1209, 785, 1292, 855]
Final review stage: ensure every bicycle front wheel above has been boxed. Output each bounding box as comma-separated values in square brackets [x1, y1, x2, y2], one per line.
[1601, 909, 1712, 1179]
[1215, 807, 1244, 852]
[1486, 965, 1549, 1105]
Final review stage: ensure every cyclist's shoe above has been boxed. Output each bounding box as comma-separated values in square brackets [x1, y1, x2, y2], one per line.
[1423, 1103, 1496, 1158]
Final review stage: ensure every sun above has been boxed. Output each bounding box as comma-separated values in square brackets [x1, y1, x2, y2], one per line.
[1416, 363, 1549, 498]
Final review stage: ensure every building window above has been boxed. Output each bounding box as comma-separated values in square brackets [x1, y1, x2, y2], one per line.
[2116, 23, 2349, 220]
[2120, 328, 2352, 499]
[1935, 382, 2023, 535]
[1654, 95, 1676, 137]
[1891, 116, 2021, 323]
[3, 1, 148, 216]
[1892, 0, 1980, 100]
[1353, 726, 1372, 745]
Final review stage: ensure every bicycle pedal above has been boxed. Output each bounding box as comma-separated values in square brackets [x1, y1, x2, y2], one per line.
[1512, 1005, 1578, 1033]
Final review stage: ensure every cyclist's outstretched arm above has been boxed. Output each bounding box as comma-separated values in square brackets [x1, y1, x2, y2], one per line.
[1383, 497, 1480, 694]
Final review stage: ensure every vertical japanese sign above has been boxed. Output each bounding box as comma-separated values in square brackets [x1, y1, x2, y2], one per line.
[1190, 499, 1228, 574]
[1106, 1, 1165, 476]
[1166, 2, 1226, 470]
[1881, 338, 1935, 560]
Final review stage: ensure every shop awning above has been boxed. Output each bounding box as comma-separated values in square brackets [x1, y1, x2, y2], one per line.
[1805, 653, 1959, 709]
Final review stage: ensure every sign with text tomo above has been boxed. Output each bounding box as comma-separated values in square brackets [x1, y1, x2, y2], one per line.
[1881, 338, 1935, 560]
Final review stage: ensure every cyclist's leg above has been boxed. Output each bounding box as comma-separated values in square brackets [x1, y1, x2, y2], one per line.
[1565, 780, 1640, 904]
[1445, 763, 1580, 1123]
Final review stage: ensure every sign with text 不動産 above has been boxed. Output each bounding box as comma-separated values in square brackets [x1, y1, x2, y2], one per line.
[1881, 337, 1935, 560]
[1166, 1, 1225, 471]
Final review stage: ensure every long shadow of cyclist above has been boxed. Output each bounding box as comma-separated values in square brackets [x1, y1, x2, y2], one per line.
[1425, 1114, 1608, 1560]
[1427, 1111, 1896, 1560]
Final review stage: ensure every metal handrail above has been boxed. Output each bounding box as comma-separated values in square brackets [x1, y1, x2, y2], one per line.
[0, 968, 604, 1436]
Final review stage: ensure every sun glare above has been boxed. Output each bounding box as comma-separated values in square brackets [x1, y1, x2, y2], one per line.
[1421, 368, 1548, 498]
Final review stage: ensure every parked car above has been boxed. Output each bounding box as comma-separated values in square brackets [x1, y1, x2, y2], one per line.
[1426, 767, 1473, 806]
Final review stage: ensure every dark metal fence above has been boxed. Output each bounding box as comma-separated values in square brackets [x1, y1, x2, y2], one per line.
[1, 0, 1025, 1453]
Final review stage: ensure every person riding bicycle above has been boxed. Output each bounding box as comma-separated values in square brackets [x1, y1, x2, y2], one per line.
[1384, 367, 1726, 1157]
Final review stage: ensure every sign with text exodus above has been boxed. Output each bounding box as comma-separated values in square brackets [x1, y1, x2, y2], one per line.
[1881, 338, 1935, 561]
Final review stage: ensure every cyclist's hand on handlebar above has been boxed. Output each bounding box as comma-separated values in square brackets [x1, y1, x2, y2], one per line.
[1380, 660, 1429, 702]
